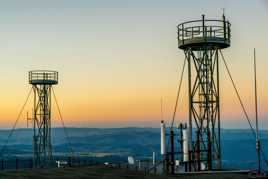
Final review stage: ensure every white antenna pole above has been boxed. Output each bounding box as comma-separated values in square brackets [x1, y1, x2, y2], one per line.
[153, 151, 155, 165]
[160, 121, 166, 155]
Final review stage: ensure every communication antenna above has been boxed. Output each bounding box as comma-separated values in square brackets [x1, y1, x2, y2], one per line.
[161, 97, 163, 121]
[254, 48, 261, 174]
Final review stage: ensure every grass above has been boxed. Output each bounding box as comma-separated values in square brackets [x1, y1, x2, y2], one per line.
[0, 165, 249, 179]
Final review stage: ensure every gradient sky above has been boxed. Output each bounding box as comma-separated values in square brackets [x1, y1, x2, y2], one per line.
[0, 0, 267, 129]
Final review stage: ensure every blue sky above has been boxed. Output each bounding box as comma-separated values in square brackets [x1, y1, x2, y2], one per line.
[0, 0, 267, 129]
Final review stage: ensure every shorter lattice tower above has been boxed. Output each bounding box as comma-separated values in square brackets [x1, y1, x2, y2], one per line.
[29, 70, 58, 168]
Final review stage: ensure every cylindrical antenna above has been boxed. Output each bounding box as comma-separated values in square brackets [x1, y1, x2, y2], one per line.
[160, 121, 166, 155]
[223, 10, 226, 39]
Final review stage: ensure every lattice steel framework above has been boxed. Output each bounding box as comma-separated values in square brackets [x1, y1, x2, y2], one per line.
[29, 70, 58, 168]
[185, 48, 221, 170]
[177, 15, 231, 171]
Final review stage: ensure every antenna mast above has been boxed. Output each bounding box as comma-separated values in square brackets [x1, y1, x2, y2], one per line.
[254, 48, 261, 174]
[161, 97, 163, 121]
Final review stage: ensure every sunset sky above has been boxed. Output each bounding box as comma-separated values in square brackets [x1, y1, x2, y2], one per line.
[0, 0, 267, 129]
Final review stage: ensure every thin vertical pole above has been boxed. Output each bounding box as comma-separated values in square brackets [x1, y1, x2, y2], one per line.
[206, 48, 212, 170]
[202, 14, 205, 37]
[186, 50, 192, 171]
[161, 97, 163, 122]
[216, 49, 221, 169]
[170, 130, 175, 175]
[15, 157, 18, 170]
[68, 156, 71, 167]
[254, 48, 261, 174]
[1, 159, 3, 170]
[223, 14, 226, 40]
[33, 86, 36, 168]
[179, 124, 183, 162]
[197, 130, 200, 170]
[30, 158, 33, 168]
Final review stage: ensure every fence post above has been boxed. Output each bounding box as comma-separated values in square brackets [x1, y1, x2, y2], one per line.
[30, 158, 33, 168]
[15, 158, 18, 170]
[144, 167, 147, 176]
[1, 159, 3, 170]
[68, 157, 72, 167]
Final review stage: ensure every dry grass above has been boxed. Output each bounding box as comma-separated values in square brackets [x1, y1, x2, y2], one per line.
[0, 165, 249, 179]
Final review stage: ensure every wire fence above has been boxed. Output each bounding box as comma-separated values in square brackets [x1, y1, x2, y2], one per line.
[0, 156, 101, 171]
[0, 156, 164, 177]
[113, 160, 163, 175]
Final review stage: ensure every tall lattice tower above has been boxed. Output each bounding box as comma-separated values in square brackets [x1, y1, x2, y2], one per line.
[29, 70, 58, 168]
[177, 15, 231, 171]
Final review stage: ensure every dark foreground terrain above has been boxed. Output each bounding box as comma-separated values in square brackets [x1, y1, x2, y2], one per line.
[0, 165, 249, 179]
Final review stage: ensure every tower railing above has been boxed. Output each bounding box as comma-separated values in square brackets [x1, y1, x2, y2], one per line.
[177, 19, 231, 49]
[29, 70, 58, 84]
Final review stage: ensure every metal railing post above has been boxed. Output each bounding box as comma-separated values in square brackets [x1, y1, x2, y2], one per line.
[202, 14, 205, 38]
[223, 14, 226, 40]
[182, 24, 184, 44]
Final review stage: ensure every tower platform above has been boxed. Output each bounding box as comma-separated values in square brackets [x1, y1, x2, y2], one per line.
[29, 70, 58, 85]
[177, 16, 231, 50]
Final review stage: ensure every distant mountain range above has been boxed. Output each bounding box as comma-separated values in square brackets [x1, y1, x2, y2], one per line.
[0, 127, 267, 170]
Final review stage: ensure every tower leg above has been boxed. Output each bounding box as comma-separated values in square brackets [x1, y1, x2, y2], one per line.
[32, 85, 53, 168]
[185, 48, 221, 171]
